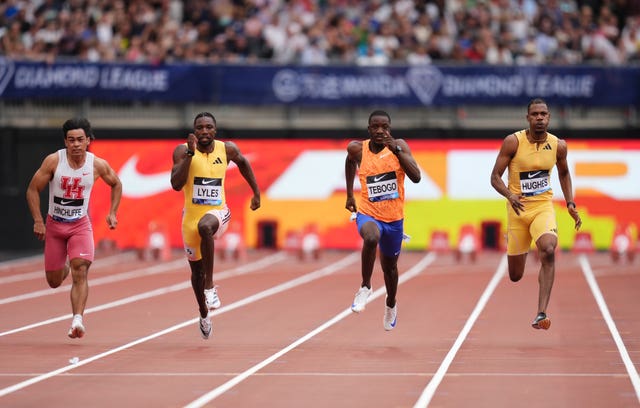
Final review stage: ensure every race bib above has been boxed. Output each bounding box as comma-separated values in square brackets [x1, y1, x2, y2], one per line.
[192, 177, 222, 205]
[519, 170, 551, 197]
[366, 171, 399, 202]
[51, 196, 85, 221]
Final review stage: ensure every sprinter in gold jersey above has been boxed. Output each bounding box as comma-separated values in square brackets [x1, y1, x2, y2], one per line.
[171, 112, 260, 339]
[490, 98, 582, 330]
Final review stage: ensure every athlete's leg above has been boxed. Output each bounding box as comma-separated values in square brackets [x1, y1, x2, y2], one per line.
[46, 264, 70, 288]
[378, 220, 404, 308]
[189, 260, 208, 318]
[69, 257, 91, 315]
[535, 233, 557, 314]
[506, 211, 531, 282]
[44, 223, 70, 288]
[198, 213, 220, 290]
[64, 218, 95, 316]
[529, 202, 558, 316]
[507, 253, 528, 282]
[359, 221, 380, 289]
[380, 253, 399, 307]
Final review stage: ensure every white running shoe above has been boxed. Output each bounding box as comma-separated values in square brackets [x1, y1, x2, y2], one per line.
[205, 286, 221, 310]
[199, 313, 212, 339]
[68, 315, 85, 339]
[383, 303, 397, 331]
[351, 286, 372, 313]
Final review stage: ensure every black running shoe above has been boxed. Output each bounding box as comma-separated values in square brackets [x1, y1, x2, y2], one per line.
[531, 312, 551, 330]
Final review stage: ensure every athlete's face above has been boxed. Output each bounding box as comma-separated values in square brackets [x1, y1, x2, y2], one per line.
[194, 116, 216, 147]
[527, 103, 550, 135]
[64, 129, 90, 157]
[368, 115, 391, 146]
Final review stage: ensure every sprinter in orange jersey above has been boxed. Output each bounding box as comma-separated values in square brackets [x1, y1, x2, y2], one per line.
[490, 98, 582, 330]
[345, 110, 421, 331]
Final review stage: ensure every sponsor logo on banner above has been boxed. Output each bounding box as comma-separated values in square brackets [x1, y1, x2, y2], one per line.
[271, 66, 597, 104]
[10, 64, 169, 92]
[0, 57, 15, 96]
[406, 66, 442, 104]
[118, 155, 172, 198]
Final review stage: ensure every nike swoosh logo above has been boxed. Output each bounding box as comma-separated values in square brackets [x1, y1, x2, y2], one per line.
[118, 155, 172, 198]
[528, 171, 542, 178]
[379, 152, 391, 158]
[79, 253, 90, 256]
[82, 172, 90, 176]
[60, 200, 74, 205]
[201, 179, 217, 185]
[374, 175, 386, 182]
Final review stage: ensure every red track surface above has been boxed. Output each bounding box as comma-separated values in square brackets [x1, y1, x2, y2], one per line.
[0, 249, 638, 407]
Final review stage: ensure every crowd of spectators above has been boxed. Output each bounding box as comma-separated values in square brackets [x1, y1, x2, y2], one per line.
[1, 0, 640, 66]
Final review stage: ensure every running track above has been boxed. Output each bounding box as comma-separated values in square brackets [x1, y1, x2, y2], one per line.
[0, 249, 638, 407]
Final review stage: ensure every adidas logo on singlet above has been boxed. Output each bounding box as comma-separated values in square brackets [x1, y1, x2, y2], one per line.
[213, 157, 223, 164]
[543, 143, 552, 150]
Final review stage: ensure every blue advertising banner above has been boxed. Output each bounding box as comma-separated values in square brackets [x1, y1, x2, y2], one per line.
[222, 65, 640, 107]
[0, 58, 214, 102]
[1, 58, 638, 106]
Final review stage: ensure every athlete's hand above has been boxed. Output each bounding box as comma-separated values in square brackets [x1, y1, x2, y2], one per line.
[250, 194, 260, 211]
[382, 129, 399, 152]
[568, 206, 582, 230]
[33, 220, 46, 241]
[106, 213, 118, 229]
[508, 193, 525, 215]
[345, 196, 357, 213]
[187, 133, 197, 152]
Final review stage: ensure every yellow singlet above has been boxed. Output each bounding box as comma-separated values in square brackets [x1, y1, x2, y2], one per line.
[507, 130, 558, 202]
[182, 140, 228, 220]
[506, 130, 559, 255]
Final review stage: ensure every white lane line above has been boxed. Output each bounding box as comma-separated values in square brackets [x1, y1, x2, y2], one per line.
[0, 252, 288, 337]
[0, 254, 44, 268]
[184, 252, 437, 408]
[0, 252, 137, 284]
[413, 254, 507, 408]
[0, 260, 184, 305]
[0, 253, 358, 398]
[579, 254, 640, 404]
[0, 371, 629, 378]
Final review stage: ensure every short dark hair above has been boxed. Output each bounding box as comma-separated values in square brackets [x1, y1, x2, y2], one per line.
[527, 98, 547, 113]
[62, 118, 95, 140]
[194, 112, 216, 126]
[368, 110, 391, 124]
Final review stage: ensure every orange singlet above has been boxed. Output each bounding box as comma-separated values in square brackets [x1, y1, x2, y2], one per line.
[357, 140, 406, 223]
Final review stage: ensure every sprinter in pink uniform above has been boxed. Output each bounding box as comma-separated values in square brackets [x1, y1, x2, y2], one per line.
[26, 118, 122, 339]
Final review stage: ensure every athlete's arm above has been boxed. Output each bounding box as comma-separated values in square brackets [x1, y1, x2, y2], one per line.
[170, 134, 196, 191]
[490, 134, 524, 215]
[226, 141, 260, 211]
[26, 153, 57, 240]
[556, 139, 582, 230]
[95, 157, 122, 229]
[390, 136, 421, 183]
[345, 141, 362, 213]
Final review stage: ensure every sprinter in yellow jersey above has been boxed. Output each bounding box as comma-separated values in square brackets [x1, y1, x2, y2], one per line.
[171, 112, 260, 339]
[345, 110, 421, 331]
[490, 98, 582, 330]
